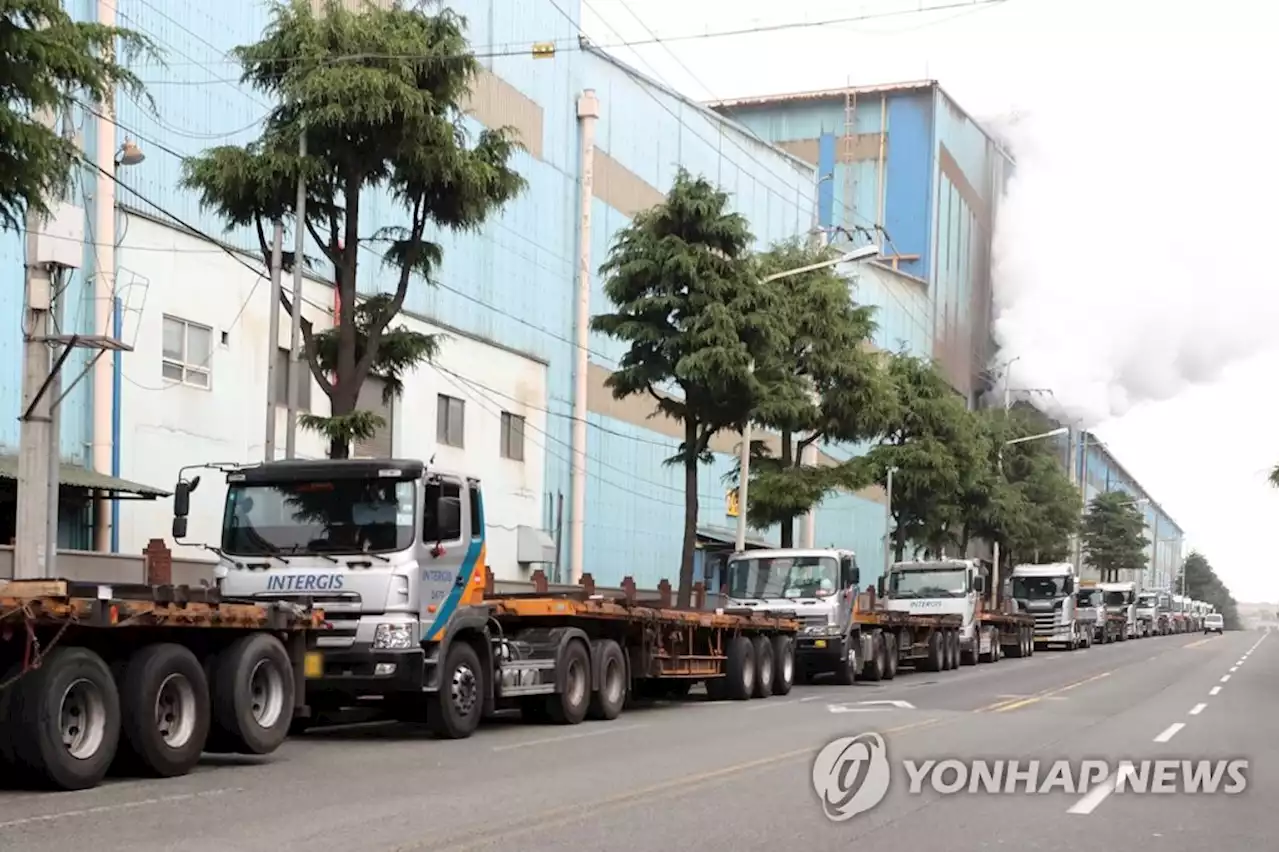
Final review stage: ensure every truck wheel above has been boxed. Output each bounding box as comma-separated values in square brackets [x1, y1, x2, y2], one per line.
[771, 635, 794, 695]
[1007, 629, 1024, 658]
[428, 641, 486, 737]
[750, 636, 774, 698]
[923, 631, 943, 672]
[206, 634, 294, 754]
[883, 634, 898, 680]
[946, 631, 960, 670]
[546, 640, 591, 725]
[833, 638, 858, 685]
[116, 644, 210, 778]
[587, 640, 627, 721]
[861, 633, 885, 682]
[724, 636, 756, 700]
[977, 629, 992, 664]
[8, 646, 121, 791]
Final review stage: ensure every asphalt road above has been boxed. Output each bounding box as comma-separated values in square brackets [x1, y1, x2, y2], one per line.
[0, 629, 1273, 852]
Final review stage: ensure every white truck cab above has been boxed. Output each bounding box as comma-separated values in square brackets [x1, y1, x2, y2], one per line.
[723, 548, 860, 684]
[1075, 587, 1108, 643]
[1010, 562, 1087, 649]
[1136, 591, 1164, 638]
[882, 558, 994, 665]
[1099, 581, 1139, 640]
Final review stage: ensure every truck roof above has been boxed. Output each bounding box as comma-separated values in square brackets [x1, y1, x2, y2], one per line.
[230, 458, 426, 483]
[1010, 562, 1075, 575]
[731, 548, 855, 560]
[1097, 581, 1137, 590]
[890, 559, 974, 572]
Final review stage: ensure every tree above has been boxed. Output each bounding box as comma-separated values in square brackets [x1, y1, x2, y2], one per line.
[181, 0, 524, 457]
[737, 240, 898, 546]
[1269, 464, 1278, 488]
[1180, 551, 1241, 630]
[859, 352, 978, 562]
[1081, 491, 1149, 582]
[591, 168, 780, 607]
[0, 0, 158, 230]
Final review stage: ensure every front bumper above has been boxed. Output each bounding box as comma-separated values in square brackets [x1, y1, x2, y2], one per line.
[304, 643, 427, 698]
[795, 633, 850, 665]
[1034, 628, 1075, 643]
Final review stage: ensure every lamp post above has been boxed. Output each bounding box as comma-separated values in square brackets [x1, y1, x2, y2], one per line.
[734, 244, 881, 552]
[991, 426, 1069, 603]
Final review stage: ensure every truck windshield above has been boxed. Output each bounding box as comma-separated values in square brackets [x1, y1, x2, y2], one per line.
[1138, 594, 1157, 607]
[1104, 591, 1131, 606]
[726, 556, 839, 599]
[222, 478, 416, 556]
[1075, 590, 1097, 606]
[1011, 576, 1068, 599]
[888, 569, 967, 598]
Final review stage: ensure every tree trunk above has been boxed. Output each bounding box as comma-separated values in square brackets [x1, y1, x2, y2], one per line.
[329, 437, 349, 459]
[893, 524, 907, 563]
[677, 419, 699, 609]
[779, 430, 794, 548]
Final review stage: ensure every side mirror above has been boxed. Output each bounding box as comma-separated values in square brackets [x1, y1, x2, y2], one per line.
[1064, 577, 1075, 594]
[173, 476, 200, 517]
[876, 576, 886, 597]
[973, 575, 986, 594]
[172, 516, 188, 540]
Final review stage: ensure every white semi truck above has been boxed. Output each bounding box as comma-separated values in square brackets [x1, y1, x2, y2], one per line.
[1074, 586, 1111, 643]
[1099, 581, 1139, 640]
[1136, 590, 1166, 637]
[1009, 562, 1089, 650]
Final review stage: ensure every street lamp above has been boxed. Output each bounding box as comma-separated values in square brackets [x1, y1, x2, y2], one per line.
[734, 246, 882, 552]
[991, 426, 1070, 604]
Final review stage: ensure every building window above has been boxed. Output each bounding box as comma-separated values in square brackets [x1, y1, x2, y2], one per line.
[271, 348, 311, 411]
[352, 375, 393, 458]
[500, 412, 525, 461]
[161, 316, 212, 388]
[437, 394, 465, 448]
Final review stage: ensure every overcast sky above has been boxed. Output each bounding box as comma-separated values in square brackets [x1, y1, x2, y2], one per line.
[581, 0, 1280, 602]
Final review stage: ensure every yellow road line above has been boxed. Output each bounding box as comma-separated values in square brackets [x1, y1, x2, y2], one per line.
[392, 716, 945, 851]
[980, 670, 1113, 713]
[1183, 637, 1213, 649]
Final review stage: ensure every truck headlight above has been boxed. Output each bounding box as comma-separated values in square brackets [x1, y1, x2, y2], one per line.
[373, 623, 415, 650]
[805, 624, 841, 636]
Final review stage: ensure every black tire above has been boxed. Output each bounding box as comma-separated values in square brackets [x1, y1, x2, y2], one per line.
[1007, 629, 1023, 659]
[116, 643, 210, 778]
[923, 631, 943, 672]
[206, 633, 294, 755]
[883, 634, 898, 680]
[428, 640, 486, 737]
[520, 698, 550, 723]
[546, 640, 591, 725]
[751, 636, 774, 698]
[861, 633, 885, 682]
[946, 631, 960, 670]
[832, 635, 858, 685]
[7, 646, 121, 791]
[724, 635, 756, 700]
[771, 635, 795, 695]
[587, 640, 627, 721]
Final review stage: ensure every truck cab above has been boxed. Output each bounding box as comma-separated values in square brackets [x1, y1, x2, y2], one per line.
[189, 458, 492, 735]
[1099, 581, 1139, 640]
[1009, 562, 1086, 649]
[723, 548, 859, 684]
[1075, 587, 1107, 643]
[1136, 591, 1163, 637]
[882, 558, 993, 665]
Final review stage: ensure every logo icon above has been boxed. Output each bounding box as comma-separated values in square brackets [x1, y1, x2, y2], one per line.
[812, 732, 892, 821]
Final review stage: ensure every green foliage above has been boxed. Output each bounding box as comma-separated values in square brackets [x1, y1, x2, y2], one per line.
[858, 352, 979, 561]
[591, 168, 778, 606]
[1269, 464, 1278, 488]
[972, 409, 1075, 568]
[1180, 551, 1242, 630]
[1081, 491, 1150, 582]
[0, 0, 160, 230]
[181, 0, 524, 458]
[737, 240, 898, 545]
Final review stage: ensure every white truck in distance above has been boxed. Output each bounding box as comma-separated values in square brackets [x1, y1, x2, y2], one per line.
[1136, 590, 1163, 637]
[1099, 581, 1139, 640]
[1075, 586, 1110, 643]
[882, 559, 1003, 665]
[722, 549, 861, 684]
[1009, 562, 1089, 649]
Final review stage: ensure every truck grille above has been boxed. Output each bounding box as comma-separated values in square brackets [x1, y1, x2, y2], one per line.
[254, 591, 360, 649]
[799, 614, 830, 630]
[1033, 613, 1059, 634]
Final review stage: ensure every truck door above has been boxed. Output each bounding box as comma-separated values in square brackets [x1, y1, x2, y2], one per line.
[421, 474, 467, 640]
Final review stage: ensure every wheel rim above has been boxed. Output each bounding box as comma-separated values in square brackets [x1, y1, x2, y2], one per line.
[759, 651, 773, 688]
[781, 646, 794, 682]
[249, 659, 286, 728]
[60, 677, 107, 760]
[155, 673, 198, 749]
[602, 658, 625, 706]
[565, 659, 587, 708]
[742, 653, 755, 692]
[451, 662, 479, 716]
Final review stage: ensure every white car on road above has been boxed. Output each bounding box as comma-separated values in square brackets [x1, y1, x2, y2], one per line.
[1204, 612, 1224, 634]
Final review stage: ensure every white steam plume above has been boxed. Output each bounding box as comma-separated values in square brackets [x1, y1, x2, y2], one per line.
[989, 39, 1280, 427]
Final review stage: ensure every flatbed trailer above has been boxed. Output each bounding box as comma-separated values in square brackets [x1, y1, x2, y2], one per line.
[980, 610, 1038, 659]
[0, 578, 321, 791]
[301, 569, 800, 735]
[1101, 611, 1128, 642]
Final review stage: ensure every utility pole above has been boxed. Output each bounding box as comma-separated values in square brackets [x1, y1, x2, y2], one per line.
[882, 466, 896, 579]
[15, 108, 58, 579]
[264, 220, 285, 460]
[284, 130, 307, 458]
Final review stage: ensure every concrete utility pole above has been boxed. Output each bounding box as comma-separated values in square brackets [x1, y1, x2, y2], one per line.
[284, 131, 307, 459]
[264, 220, 284, 461]
[15, 108, 59, 579]
[882, 466, 897, 578]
